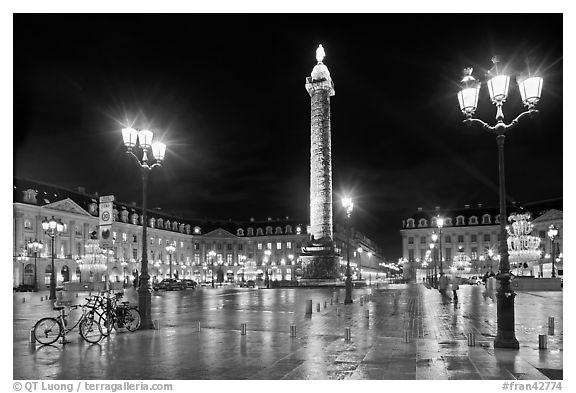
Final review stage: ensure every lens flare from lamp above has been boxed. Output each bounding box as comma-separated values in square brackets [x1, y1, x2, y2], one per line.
[138, 129, 154, 149]
[122, 127, 138, 148]
[517, 76, 543, 106]
[152, 142, 166, 161]
[487, 75, 510, 103]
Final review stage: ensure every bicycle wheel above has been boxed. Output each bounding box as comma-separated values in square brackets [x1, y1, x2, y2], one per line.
[79, 317, 103, 344]
[33, 317, 62, 345]
[124, 308, 141, 332]
[97, 311, 115, 337]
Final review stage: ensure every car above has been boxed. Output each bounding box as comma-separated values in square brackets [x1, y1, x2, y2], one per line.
[183, 279, 197, 289]
[14, 284, 34, 292]
[240, 280, 256, 288]
[153, 278, 186, 291]
[461, 276, 482, 285]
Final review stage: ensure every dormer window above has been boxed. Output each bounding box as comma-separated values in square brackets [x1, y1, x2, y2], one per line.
[266, 226, 273, 235]
[237, 228, 245, 236]
[256, 228, 264, 236]
[172, 221, 178, 231]
[130, 213, 138, 225]
[275, 226, 282, 235]
[406, 218, 415, 228]
[285, 225, 292, 234]
[469, 216, 478, 225]
[482, 214, 491, 224]
[157, 218, 163, 228]
[444, 218, 452, 226]
[418, 218, 427, 227]
[113, 209, 119, 221]
[185, 224, 191, 234]
[88, 203, 98, 216]
[495, 214, 500, 224]
[431, 217, 437, 227]
[456, 216, 465, 225]
[121, 210, 129, 223]
[149, 217, 155, 228]
[165, 220, 171, 230]
[247, 227, 254, 236]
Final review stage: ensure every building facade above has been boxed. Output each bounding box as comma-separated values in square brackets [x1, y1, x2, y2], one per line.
[399, 200, 563, 282]
[13, 178, 386, 289]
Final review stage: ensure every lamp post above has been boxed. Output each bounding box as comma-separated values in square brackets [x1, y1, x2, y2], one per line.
[431, 231, 438, 287]
[429, 242, 435, 286]
[356, 247, 363, 282]
[208, 250, 216, 288]
[436, 217, 444, 276]
[456, 58, 542, 349]
[367, 251, 372, 285]
[41, 216, 64, 300]
[121, 126, 167, 330]
[264, 249, 271, 289]
[165, 243, 175, 279]
[121, 260, 128, 287]
[342, 197, 354, 304]
[547, 224, 558, 278]
[27, 239, 43, 292]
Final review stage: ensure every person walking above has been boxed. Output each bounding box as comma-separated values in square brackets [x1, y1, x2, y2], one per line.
[452, 275, 459, 302]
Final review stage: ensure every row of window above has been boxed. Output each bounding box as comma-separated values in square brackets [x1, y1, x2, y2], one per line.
[406, 214, 499, 229]
[408, 247, 484, 262]
[408, 233, 498, 245]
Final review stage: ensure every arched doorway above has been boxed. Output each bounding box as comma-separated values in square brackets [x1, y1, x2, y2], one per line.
[61, 265, 70, 283]
[45, 265, 52, 287]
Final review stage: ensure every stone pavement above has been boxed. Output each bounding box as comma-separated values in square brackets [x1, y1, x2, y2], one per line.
[12, 283, 562, 380]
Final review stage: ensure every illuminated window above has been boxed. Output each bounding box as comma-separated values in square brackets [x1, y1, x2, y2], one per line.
[257, 243, 263, 250]
[408, 237, 414, 245]
[24, 219, 32, 230]
[458, 235, 464, 243]
[276, 242, 282, 250]
[267, 243, 272, 250]
[227, 254, 232, 264]
[194, 254, 200, 265]
[287, 242, 292, 249]
[122, 233, 127, 242]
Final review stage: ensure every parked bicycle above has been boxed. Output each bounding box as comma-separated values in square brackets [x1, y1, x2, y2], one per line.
[33, 303, 103, 345]
[92, 291, 141, 336]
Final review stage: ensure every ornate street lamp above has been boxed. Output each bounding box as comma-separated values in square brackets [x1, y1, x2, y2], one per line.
[121, 127, 166, 330]
[341, 197, 354, 304]
[547, 224, 559, 278]
[456, 57, 543, 349]
[41, 216, 64, 300]
[165, 243, 176, 279]
[431, 231, 438, 287]
[27, 239, 44, 292]
[429, 242, 435, 285]
[208, 250, 216, 288]
[436, 217, 444, 275]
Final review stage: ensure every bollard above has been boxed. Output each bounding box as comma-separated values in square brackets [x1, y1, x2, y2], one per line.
[324, 301, 327, 309]
[330, 298, 333, 305]
[360, 297, 364, 306]
[198, 322, 201, 332]
[317, 303, 320, 312]
[403, 329, 410, 343]
[345, 327, 351, 341]
[22, 297, 26, 303]
[365, 309, 370, 319]
[290, 324, 296, 337]
[548, 317, 555, 335]
[241, 323, 247, 335]
[467, 332, 476, 346]
[29, 328, 36, 344]
[336, 307, 341, 316]
[539, 334, 547, 350]
[40, 296, 43, 302]
[305, 300, 312, 315]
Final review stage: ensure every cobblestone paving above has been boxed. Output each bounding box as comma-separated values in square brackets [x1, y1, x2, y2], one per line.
[13, 283, 562, 380]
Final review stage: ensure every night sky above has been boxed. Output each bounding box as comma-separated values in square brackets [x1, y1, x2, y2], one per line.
[13, 13, 563, 259]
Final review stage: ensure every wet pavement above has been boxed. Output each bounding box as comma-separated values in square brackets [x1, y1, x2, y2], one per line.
[13, 283, 562, 380]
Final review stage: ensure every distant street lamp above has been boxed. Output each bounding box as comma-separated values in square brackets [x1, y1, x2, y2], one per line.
[456, 57, 543, 349]
[165, 243, 176, 278]
[41, 216, 64, 300]
[547, 225, 559, 278]
[342, 197, 354, 304]
[431, 231, 438, 287]
[121, 126, 167, 330]
[367, 251, 372, 285]
[208, 250, 216, 288]
[264, 249, 271, 289]
[27, 239, 43, 292]
[429, 242, 435, 286]
[356, 247, 363, 282]
[436, 217, 444, 275]
[121, 260, 128, 287]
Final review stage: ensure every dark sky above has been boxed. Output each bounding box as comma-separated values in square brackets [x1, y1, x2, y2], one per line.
[13, 14, 563, 259]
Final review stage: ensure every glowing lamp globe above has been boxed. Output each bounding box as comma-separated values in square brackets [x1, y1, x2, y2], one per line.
[487, 74, 510, 103]
[138, 129, 154, 149]
[122, 127, 138, 148]
[517, 76, 543, 107]
[152, 141, 166, 162]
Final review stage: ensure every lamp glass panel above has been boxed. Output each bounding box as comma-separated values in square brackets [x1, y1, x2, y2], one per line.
[487, 75, 510, 102]
[458, 86, 479, 112]
[56, 220, 64, 232]
[518, 76, 543, 104]
[138, 130, 154, 148]
[41, 219, 49, 230]
[122, 128, 138, 147]
[49, 218, 57, 230]
[152, 142, 166, 161]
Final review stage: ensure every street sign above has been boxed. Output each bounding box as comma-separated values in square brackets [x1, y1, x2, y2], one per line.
[99, 195, 115, 203]
[99, 195, 114, 248]
[99, 225, 113, 249]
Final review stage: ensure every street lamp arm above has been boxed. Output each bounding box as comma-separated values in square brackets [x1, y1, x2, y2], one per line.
[506, 109, 538, 131]
[463, 117, 494, 131]
[464, 109, 538, 134]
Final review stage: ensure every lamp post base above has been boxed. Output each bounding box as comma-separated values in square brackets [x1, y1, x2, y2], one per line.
[137, 281, 155, 330]
[494, 285, 519, 349]
[344, 278, 353, 304]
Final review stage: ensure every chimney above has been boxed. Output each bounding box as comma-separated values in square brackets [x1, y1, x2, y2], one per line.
[417, 207, 422, 211]
[76, 186, 86, 194]
[465, 204, 470, 209]
[250, 217, 254, 222]
[477, 203, 483, 208]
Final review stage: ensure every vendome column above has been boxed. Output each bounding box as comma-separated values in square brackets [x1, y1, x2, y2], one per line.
[300, 45, 340, 282]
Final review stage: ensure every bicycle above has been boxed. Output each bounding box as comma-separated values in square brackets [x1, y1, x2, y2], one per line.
[94, 291, 141, 336]
[33, 303, 103, 345]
